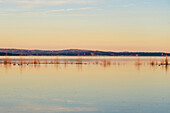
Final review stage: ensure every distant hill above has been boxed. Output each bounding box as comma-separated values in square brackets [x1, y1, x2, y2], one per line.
[0, 48, 169, 56]
[0, 52, 19, 56]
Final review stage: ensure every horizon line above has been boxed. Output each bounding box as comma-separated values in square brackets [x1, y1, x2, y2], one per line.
[0, 47, 169, 53]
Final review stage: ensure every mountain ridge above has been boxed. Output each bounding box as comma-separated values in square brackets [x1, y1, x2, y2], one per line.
[0, 48, 169, 56]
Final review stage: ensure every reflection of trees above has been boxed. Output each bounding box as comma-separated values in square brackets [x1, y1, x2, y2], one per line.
[76, 64, 82, 71]
[4, 64, 12, 72]
[165, 65, 168, 72]
[135, 63, 140, 72]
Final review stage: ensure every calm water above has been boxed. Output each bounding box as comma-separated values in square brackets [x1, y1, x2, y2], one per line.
[0, 56, 170, 113]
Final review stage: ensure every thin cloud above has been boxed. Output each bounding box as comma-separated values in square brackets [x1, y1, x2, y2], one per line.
[0, 7, 96, 16]
[118, 4, 136, 8]
[49, 7, 96, 12]
[12, 0, 97, 6]
[1, 102, 98, 112]
[0, 0, 98, 16]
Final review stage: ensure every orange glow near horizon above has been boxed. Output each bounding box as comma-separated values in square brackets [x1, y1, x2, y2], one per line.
[0, 0, 169, 52]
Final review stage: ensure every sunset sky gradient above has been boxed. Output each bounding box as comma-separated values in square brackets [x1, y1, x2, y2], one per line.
[0, 0, 170, 52]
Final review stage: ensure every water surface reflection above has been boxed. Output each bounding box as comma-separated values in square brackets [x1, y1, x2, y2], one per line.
[0, 57, 170, 113]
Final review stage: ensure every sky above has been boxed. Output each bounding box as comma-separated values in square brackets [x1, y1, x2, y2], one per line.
[0, 0, 170, 52]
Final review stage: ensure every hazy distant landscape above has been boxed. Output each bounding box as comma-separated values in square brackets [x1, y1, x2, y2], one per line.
[0, 48, 170, 56]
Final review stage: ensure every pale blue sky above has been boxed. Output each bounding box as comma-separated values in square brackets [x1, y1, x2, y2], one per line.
[0, 0, 169, 16]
